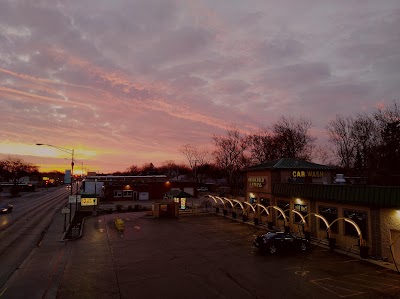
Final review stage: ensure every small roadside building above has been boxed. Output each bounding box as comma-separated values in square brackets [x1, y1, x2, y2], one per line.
[82, 175, 198, 201]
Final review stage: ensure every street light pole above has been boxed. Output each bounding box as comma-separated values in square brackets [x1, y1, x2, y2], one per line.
[36, 143, 75, 222]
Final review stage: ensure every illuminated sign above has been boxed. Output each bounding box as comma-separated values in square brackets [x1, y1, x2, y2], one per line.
[180, 198, 186, 210]
[81, 197, 97, 206]
[292, 171, 324, 178]
[43, 177, 49, 181]
[248, 177, 266, 188]
[294, 204, 308, 213]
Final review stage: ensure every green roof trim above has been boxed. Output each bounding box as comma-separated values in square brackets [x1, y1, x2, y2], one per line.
[246, 158, 336, 171]
[273, 183, 400, 208]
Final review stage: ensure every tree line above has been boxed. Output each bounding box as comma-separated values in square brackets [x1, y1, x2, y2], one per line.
[178, 101, 399, 193]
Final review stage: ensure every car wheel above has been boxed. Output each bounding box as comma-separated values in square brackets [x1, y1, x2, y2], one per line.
[268, 244, 277, 254]
[300, 242, 308, 251]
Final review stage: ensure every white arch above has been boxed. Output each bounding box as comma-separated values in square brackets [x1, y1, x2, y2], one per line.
[254, 203, 270, 215]
[202, 195, 218, 204]
[224, 198, 234, 208]
[292, 210, 305, 224]
[242, 201, 255, 212]
[213, 196, 225, 205]
[265, 205, 288, 222]
[302, 213, 330, 231]
[232, 199, 244, 211]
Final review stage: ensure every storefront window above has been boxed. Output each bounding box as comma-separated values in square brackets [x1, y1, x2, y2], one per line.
[123, 190, 133, 197]
[318, 206, 338, 233]
[114, 190, 122, 197]
[277, 200, 290, 219]
[294, 204, 308, 223]
[249, 197, 257, 204]
[344, 210, 368, 239]
[260, 198, 270, 206]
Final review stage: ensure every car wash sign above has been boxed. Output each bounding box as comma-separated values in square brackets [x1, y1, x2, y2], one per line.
[292, 170, 324, 178]
[248, 177, 267, 188]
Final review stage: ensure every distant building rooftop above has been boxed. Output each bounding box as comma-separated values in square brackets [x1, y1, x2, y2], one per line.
[246, 158, 336, 171]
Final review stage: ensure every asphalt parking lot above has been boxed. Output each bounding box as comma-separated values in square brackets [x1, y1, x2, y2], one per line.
[2, 212, 400, 299]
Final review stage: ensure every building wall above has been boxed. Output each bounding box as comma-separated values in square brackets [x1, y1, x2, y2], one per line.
[102, 181, 197, 201]
[244, 164, 399, 262]
[380, 209, 400, 263]
[246, 170, 272, 201]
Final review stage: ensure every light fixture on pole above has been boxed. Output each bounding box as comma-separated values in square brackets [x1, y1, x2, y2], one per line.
[36, 143, 75, 222]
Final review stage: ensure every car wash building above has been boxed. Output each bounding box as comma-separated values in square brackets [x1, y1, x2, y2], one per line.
[245, 158, 400, 265]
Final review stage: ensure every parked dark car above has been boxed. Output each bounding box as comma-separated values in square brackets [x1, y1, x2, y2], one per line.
[254, 231, 309, 254]
[0, 203, 13, 214]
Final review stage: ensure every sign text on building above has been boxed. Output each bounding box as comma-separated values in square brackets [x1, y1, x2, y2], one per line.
[248, 177, 266, 188]
[292, 171, 324, 178]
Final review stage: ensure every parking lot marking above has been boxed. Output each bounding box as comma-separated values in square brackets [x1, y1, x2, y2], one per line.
[345, 274, 400, 288]
[311, 278, 366, 297]
[0, 287, 7, 297]
[374, 269, 400, 280]
[311, 270, 400, 297]
[333, 276, 389, 291]
[295, 270, 309, 276]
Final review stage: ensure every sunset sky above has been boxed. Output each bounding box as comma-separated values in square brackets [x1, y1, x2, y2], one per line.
[1, 1, 399, 174]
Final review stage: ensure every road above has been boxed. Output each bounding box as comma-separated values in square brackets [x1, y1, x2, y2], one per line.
[0, 186, 72, 287]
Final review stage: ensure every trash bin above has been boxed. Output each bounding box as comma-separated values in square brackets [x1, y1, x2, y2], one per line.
[242, 215, 248, 222]
[254, 217, 259, 225]
[232, 212, 237, 219]
[215, 207, 219, 214]
[223, 209, 228, 216]
[360, 246, 369, 259]
[71, 226, 79, 238]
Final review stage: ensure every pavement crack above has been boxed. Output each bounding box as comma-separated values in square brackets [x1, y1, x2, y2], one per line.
[218, 267, 259, 298]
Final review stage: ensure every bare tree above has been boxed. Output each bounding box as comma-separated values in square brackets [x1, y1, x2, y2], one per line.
[374, 100, 400, 128]
[373, 101, 400, 183]
[125, 164, 140, 175]
[326, 115, 356, 168]
[0, 156, 38, 197]
[179, 144, 211, 182]
[351, 113, 379, 170]
[248, 129, 279, 164]
[312, 145, 336, 166]
[272, 116, 316, 160]
[140, 163, 157, 175]
[212, 127, 250, 195]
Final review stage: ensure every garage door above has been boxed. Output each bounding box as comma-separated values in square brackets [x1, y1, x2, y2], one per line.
[139, 192, 149, 201]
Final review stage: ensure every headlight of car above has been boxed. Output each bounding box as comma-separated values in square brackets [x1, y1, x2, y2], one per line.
[2, 209, 7, 212]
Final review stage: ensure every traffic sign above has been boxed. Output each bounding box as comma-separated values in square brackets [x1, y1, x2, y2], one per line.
[68, 195, 82, 203]
[62, 207, 71, 214]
